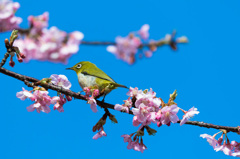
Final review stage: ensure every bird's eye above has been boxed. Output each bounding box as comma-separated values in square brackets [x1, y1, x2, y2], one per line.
[76, 64, 82, 69]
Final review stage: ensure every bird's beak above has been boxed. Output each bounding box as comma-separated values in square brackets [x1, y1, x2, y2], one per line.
[66, 67, 73, 70]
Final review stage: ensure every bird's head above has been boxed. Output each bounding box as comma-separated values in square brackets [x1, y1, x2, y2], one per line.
[66, 61, 92, 74]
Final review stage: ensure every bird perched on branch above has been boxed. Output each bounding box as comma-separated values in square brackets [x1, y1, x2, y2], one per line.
[66, 61, 128, 101]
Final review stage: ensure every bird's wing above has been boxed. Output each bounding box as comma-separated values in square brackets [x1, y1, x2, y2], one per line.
[81, 65, 116, 83]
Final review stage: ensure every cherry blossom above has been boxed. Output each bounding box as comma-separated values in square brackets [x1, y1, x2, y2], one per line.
[26, 90, 52, 113]
[180, 107, 200, 126]
[114, 98, 132, 113]
[51, 95, 66, 112]
[107, 35, 141, 64]
[14, 12, 84, 63]
[16, 87, 35, 101]
[0, 0, 22, 32]
[92, 128, 107, 140]
[28, 12, 49, 33]
[160, 105, 179, 126]
[200, 134, 219, 149]
[138, 24, 150, 40]
[50, 74, 71, 89]
[87, 97, 98, 113]
[127, 87, 140, 97]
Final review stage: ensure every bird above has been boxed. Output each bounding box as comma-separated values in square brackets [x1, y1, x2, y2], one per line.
[66, 61, 128, 101]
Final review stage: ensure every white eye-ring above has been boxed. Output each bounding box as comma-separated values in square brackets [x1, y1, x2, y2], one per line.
[76, 64, 82, 69]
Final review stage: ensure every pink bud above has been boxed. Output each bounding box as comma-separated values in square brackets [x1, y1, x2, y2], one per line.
[9, 61, 15, 67]
[92, 89, 99, 97]
[157, 121, 162, 127]
[18, 56, 23, 63]
[20, 53, 26, 59]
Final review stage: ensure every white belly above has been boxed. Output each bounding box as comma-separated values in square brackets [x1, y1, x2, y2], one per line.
[78, 73, 97, 89]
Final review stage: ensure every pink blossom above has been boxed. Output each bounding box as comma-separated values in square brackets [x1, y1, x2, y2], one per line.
[26, 102, 51, 113]
[215, 141, 233, 156]
[28, 12, 49, 33]
[123, 98, 132, 108]
[26, 90, 51, 113]
[127, 87, 140, 97]
[14, 38, 38, 62]
[107, 35, 141, 64]
[16, 87, 35, 101]
[0, 0, 22, 32]
[132, 104, 156, 126]
[232, 141, 240, 157]
[144, 50, 153, 58]
[60, 31, 84, 55]
[83, 87, 91, 97]
[155, 109, 162, 120]
[180, 107, 200, 126]
[132, 139, 141, 151]
[92, 129, 107, 140]
[114, 104, 129, 113]
[92, 89, 99, 98]
[87, 97, 98, 113]
[50, 74, 71, 89]
[132, 103, 151, 122]
[139, 138, 147, 153]
[200, 134, 219, 149]
[51, 95, 66, 113]
[124, 137, 147, 153]
[121, 134, 132, 143]
[160, 105, 179, 125]
[132, 116, 141, 126]
[138, 24, 150, 40]
[14, 12, 84, 64]
[135, 88, 161, 111]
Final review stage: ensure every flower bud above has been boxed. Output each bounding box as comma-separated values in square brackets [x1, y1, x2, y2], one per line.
[9, 61, 15, 67]
[17, 56, 23, 63]
[20, 53, 26, 59]
[170, 90, 177, 101]
[4, 38, 9, 44]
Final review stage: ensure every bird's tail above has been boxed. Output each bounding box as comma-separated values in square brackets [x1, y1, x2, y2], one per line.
[113, 83, 129, 89]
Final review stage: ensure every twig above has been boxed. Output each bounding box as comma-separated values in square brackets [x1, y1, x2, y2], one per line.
[0, 53, 9, 67]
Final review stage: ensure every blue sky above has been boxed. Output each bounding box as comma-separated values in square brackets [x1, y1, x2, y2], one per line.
[1, 0, 240, 158]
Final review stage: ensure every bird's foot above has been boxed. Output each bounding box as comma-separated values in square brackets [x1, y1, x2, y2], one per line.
[101, 94, 107, 103]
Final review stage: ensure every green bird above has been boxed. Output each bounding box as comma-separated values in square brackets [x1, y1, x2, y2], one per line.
[66, 61, 128, 101]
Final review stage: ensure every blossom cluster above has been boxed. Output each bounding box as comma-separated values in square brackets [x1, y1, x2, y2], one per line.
[16, 74, 72, 113]
[201, 132, 240, 157]
[114, 87, 199, 152]
[0, 0, 22, 32]
[107, 24, 188, 64]
[14, 12, 84, 63]
[121, 134, 147, 153]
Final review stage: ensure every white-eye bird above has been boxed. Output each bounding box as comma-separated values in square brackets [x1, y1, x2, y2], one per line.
[66, 61, 128, 101]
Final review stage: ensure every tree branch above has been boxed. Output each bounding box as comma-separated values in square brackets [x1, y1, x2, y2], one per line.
[0, 53, 9, 67]
[0, 65, 238, 133]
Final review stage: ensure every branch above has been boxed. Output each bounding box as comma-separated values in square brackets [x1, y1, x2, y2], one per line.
[80, 40, 168, 47]
[0, 52, 9, 67]
[0, 66, 238, 133]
